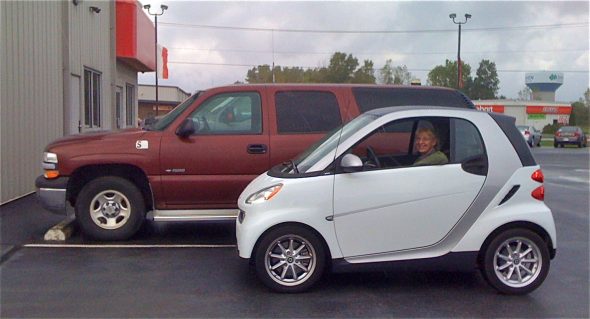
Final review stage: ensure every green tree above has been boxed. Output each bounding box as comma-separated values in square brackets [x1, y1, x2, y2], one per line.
[570, 101, 589, 128]
[427, 59, 472, 94]
[379, 59, 394, 84]
[471, 59, 499, 99]
[351, 60, 376, 84]
[379, 60, 412, 85]
[246, 64, 273, 83]
[392, 65, 412, 85]
[326, 52, 359, 83]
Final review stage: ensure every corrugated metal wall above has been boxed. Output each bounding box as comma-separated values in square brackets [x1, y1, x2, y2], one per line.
[1, 1, 64, 204]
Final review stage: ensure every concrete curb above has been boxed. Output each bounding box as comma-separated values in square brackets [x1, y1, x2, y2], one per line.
[44, 216, 76, 241]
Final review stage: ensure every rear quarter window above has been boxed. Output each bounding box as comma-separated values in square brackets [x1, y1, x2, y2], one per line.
[275, 91, 342, 134]
[352, 87, 474, 113]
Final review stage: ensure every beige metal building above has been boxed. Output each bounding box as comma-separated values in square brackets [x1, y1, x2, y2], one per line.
[137, 84, 191, 121]
[0, 0, 155, 204]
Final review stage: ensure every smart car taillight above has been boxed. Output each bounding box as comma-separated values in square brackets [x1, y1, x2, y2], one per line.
[524, 130, 530, 135]
[531, 169, 544, 183]
[532, 186, 545, 201]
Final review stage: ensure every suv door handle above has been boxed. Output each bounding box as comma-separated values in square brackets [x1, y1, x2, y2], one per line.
[247, 144, 267, 154]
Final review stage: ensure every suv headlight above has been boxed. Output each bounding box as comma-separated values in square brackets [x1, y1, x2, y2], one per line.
[42, 152, 59, 179]
[245, 184, 283, 204]
[43, 152, 58, 164]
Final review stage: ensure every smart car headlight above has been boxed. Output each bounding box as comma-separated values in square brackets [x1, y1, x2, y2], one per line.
[245, 184, 283, 204]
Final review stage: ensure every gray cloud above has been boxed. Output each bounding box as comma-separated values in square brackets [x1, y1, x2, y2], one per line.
[139, 1, 589, 102]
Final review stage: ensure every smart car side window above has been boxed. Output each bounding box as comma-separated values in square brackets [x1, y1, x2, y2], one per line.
[187, 92, 262, 135]
[452, 118, 488, 175]
[346, 117, 455, 171]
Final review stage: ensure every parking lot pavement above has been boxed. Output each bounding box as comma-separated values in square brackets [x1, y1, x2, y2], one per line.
[0, 147, 588, 318]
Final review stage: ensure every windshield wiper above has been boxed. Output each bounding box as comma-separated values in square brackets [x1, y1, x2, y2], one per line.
[283, 159, 299, 174]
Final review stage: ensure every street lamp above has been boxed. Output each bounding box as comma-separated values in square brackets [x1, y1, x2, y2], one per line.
[144, 3, 168, 116]
[449, 13, 471, 89]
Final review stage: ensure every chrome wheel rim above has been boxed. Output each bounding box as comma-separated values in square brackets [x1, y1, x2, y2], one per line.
[494, 237, 542, 288]
[89, 190, 131, 230]
[265, 234, 316, 287]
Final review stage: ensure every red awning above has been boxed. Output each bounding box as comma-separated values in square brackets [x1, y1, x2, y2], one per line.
[116, 0, 155, 72]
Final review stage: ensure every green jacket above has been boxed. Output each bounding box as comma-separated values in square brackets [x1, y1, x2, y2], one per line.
[413, 151, 449, 166]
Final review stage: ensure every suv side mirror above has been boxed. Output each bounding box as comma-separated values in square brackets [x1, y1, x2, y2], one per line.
[340, 154, 363, 173]
[176, 118, 197, 138]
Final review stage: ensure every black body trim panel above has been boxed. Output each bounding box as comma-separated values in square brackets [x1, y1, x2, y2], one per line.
[332, 252, 479, 273]
[35, 175, 69, 189]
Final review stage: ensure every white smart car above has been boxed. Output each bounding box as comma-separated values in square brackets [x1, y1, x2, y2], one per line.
[236, 106, 556, 294]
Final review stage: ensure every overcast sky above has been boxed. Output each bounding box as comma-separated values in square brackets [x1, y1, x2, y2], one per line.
[138, 1, 589, 102]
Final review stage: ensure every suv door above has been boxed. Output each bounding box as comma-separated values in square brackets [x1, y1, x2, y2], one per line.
[333, 116, 488, 257]
[159, 89, 269, 209]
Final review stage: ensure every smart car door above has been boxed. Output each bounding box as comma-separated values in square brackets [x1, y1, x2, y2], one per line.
[333, 117, 488, 257]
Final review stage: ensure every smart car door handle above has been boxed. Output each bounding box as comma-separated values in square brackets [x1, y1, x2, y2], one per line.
[247, 144, 267, 154]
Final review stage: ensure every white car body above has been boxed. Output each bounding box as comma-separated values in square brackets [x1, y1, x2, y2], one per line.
[236, 106, 556, 294]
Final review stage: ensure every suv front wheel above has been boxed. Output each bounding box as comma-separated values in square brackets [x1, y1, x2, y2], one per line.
[75, 176, 145, 241]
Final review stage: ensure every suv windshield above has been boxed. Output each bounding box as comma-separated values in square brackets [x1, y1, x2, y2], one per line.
[294, 113, 378, 173]
[150, 92, 201, 131]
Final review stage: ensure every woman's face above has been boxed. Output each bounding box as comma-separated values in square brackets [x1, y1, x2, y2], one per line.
[415, 131, 437, 154]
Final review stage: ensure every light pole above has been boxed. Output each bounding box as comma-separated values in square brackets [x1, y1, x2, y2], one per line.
[449, 13, 471, 89]
[143, 3, 168, 116]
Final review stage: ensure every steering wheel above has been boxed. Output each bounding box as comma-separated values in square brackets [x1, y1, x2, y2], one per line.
[366, 146, 381, 168]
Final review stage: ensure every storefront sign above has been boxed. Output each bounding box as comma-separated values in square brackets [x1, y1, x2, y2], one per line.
[526, 105, 571, 115]
[475, 105, 505, 113]
[558, 115, 570, 124]
[527, 114, 546, 120]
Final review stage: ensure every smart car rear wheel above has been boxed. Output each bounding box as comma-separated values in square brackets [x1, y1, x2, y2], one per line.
[481, 229, 549, 295]
[255, 225, 326, 293]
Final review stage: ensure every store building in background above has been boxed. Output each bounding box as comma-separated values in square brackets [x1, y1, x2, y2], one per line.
[474, 71, 571, 130]
[138, 85, 191, 121]
[0, 0, 157, 204]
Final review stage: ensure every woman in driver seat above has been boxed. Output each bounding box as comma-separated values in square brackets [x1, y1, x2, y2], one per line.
[413, 127, 449, 166]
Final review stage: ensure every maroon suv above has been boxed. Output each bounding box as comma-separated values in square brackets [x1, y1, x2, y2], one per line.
[36, 84, 474, 240]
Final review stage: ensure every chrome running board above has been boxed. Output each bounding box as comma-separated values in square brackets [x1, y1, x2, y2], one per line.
[149, 209, 239, 222]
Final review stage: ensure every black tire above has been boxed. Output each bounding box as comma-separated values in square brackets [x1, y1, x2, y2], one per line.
[553, 142, 558, 148]
[75, 176, 146, 241]
[536, 139, 541, 147]
[254, 225, 326, 293]
[480, 228, 550, 295]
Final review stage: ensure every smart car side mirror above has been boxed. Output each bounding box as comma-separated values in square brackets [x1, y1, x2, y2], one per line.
[340, 154, 363, 173]
[176, 118, 198, 138]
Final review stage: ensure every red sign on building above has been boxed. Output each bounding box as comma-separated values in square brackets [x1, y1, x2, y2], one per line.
[475, 105, 505, 113]
[526, 105, 571, 115]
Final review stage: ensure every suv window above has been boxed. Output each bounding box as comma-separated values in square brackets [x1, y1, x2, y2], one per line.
[187, 92, 262, 134]
[352, 87, 474, 113]
[275, 91, 342, 133]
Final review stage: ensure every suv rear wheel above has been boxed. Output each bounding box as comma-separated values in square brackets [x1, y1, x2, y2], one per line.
[75, 176, 145, 241]
[481, 228, 549, 295]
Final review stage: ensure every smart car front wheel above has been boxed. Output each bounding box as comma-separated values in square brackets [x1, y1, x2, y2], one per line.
[481, 228, 550, 295]
[255, 225, 326, 293]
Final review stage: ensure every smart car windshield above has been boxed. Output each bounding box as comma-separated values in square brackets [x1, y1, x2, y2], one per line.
[294, 113, 378, 173]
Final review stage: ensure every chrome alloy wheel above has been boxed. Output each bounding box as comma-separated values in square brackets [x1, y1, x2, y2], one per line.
[494, 237, 542, 288]
[265, 235, 317, 287]
[89, 190, 131, 230]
